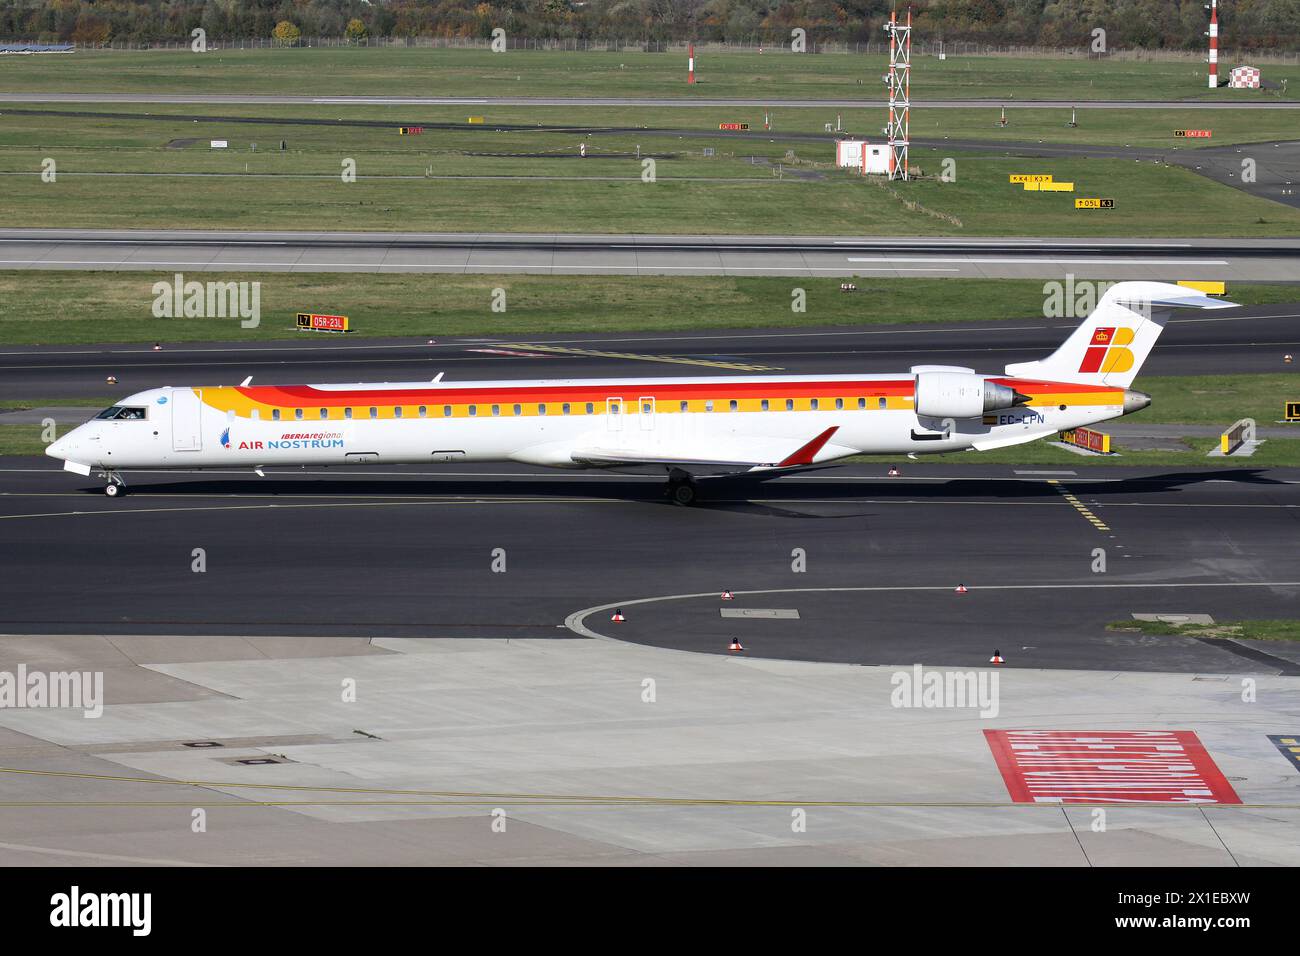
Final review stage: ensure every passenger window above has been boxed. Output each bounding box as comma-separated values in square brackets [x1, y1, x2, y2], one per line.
[705, 400, 714, 412]
[878, 397, 887, 409]
[539, 404, 547, 416]
[272, 409, 281, 421]
[395, 407, 403, 418]
[295, 408, 304, 420]
[727, 400, 736, 411]
[858, 398, 866, 409]
[419, 406, 427, 418]
[369, 407, 378, 419]
[320, 408, 329, 419]
[680, 400, 689, 412]
[443, 406, 452, 417]
[251, 409, 260, 420]
[513, 404, 522, 416]
[835, 398, 844, 410]
[586, 402, 594, 414]
[469, 405, 477, 417]
[562, 403, 570, 415]
[811, 399, 819, 410]
[344, 408, 353, 419]
[785, 399, 794, 411]
[492, 405, 500, 416]
[761, 399, 769, 411]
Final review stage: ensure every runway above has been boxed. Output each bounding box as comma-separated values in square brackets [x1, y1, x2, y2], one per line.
[1, 458, 1297, 674]
[2, 230, 1297, 280]
[1, 303, 1295, 400]
[3, 92, 1299, 109]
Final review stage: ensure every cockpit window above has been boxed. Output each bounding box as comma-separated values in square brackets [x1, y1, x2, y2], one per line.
[95, 406, 146, 421]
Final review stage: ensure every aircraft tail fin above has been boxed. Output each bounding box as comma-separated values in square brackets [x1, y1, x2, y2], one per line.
[1005, 281, 1237, 388]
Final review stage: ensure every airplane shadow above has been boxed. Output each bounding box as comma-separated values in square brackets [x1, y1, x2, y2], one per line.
[71, 466, 1290, 509]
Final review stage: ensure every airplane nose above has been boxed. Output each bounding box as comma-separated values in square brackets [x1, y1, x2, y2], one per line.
[46, 434, 73, 459]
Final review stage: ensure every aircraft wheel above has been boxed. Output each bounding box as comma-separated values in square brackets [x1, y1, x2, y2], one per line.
[670, 481, 697, 506]
[104, 483, 120, 497]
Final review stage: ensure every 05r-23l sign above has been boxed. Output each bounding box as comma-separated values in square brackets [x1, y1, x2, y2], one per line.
[296, 312, 350, 332]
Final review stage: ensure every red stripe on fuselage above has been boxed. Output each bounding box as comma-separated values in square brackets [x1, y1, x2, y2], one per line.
[239, 379, 918, 406]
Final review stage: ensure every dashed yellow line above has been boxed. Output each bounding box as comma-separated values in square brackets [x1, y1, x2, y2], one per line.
[503, 342, 781, 372]
[1047, 479, 1111, 532]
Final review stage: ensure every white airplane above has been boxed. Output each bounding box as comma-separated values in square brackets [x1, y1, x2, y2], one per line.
[47, 281, 1232, 504]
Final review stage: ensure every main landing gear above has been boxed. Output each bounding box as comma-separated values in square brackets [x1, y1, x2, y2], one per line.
[99, 470, 126, 497]
[665, 468, 698, 506]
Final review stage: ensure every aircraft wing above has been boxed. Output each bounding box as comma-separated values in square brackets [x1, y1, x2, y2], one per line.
[570, 426, 852, 471]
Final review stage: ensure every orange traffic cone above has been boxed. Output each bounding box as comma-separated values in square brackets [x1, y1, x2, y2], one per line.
[888, 465, 900, 477]
[720, 590, 734, 601]
[611, 609, 625, 622]
[955, 584, 969, 594]
[729, 638, 744, 652]
[989, 649, 1004, 664]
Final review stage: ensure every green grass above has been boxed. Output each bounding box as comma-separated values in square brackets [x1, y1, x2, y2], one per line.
[5, 103, 1298, 237]
[0, 423, 70, 457]
[4, 150, 1296, 236]
[6, 101, 1297, 147]
[1, 48, 1295, 102]
[1108, 619, 1300, 641]
[1139, 375, 1300, 425]
[1, 273, 1296, 345]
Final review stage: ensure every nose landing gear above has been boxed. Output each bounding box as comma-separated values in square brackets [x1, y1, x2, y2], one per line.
[99, 470, 126, 497]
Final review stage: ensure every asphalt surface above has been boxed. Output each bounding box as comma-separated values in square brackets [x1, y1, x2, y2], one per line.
[3, 230, 1298, 279]
[1, 458, 1297, 674]
[1, 303, 1295, 401]
[3, 93, 1299, 108]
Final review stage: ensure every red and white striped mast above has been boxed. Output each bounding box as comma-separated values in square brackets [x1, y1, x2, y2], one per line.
[1207, 0, 1219, 89]
[688, 43, 696, 85]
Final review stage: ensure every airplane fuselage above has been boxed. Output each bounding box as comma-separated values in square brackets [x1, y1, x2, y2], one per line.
[48, 370, 1138, 475]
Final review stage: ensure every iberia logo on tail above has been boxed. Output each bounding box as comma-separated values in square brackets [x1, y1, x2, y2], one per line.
[1079, 327, 1135, 374]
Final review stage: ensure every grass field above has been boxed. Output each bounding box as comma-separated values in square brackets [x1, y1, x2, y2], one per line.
[1, 48, 1295, 102]
[1109, 618, 1300, 641]
[4, 150, 1295, 236]
[5, 101, 1297, 148]
[2, 272, 1296, 345]
[5, 101, 1298, 237]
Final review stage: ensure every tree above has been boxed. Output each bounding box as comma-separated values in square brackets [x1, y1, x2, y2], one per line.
[345, 17, 367, 40]
[272, 19, 301, 45]
[71, 12, 110, 44]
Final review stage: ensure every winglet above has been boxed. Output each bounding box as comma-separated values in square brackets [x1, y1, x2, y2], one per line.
[778, 426, 840, 467]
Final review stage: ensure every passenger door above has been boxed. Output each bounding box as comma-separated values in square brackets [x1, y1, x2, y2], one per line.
[171, 388, 203, 452]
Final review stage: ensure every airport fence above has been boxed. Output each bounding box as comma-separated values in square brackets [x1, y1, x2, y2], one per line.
[45, 37, 1300, 62]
